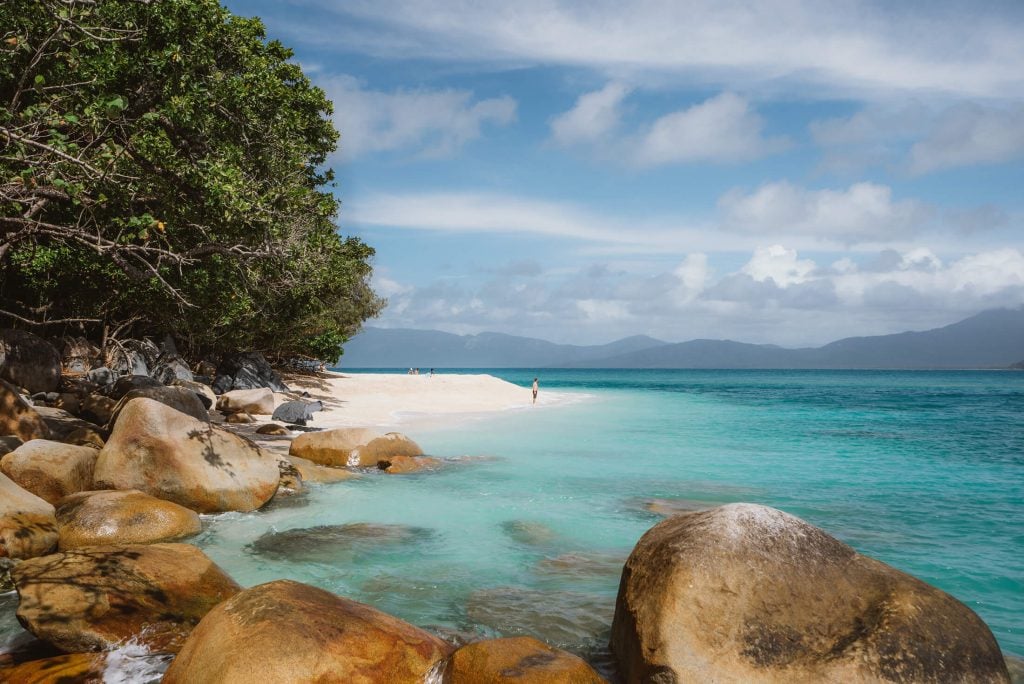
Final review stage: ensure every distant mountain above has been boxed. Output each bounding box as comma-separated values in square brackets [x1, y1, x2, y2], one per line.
[337, 308, 1024, 370]
[336, 328, 666, 368]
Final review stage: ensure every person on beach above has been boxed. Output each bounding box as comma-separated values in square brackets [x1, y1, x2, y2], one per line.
[532, 377, 539, 404]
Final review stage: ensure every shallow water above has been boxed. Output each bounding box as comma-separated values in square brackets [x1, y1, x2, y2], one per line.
[2, 369, 1022, 674]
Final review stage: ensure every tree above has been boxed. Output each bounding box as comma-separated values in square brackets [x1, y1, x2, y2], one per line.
[0, 0, 382, 361]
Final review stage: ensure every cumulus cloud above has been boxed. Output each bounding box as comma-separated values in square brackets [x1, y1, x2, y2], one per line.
[319, 74, 516, 159]
[550, 82, 632, 146]
[719, 181, 930, 242]
[741, 245, 818, 286]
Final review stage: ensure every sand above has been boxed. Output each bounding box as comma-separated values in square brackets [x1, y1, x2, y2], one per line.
[276, 371, 565, 431]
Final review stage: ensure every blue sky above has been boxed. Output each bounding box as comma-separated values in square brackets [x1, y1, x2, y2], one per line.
[227, 0, 1024, 346]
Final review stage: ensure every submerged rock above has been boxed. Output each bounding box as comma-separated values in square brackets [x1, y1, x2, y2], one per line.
[0, 329, 61, 394]
[442, 636, 606, 683]
[0, 472, 58, 559]
[289, 427, 421, 467]
[94, 398, 279, 513]
[466, 587, 613, 651]
[56, 489, 202, 549]
[610, 503, 1010, 683]
[501, 520, 560, 548]
[12, 543, 240, 653]
[534, 550, 628, 581]
[249, 522, 432, 563]
[0, 439, 97, 505]
[163, 579, 451, 683]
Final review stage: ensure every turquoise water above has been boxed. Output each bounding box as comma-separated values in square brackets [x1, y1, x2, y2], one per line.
[2, 369, 1022, 671]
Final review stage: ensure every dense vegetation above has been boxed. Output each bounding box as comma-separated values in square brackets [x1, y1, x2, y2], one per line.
[0, 0, 383, 362]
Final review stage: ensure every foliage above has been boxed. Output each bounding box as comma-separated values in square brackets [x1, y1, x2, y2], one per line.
[0, 0, 383, 361]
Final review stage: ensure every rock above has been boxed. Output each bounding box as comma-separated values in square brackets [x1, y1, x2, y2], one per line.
[249, 523, 431, 563]
[105, 374, 163, 400]
[225, 411, 254, 424]
[381, 454, 443, 474]
[1005, 655, 1024, 683]
[641, 497, 720, 516]
[0, 329, 61, 394]
[94, 398, 279, 513]
[63, 426, 105, 449]
[13, 543, 240, 653]
[467, 587, 613, 651]
[106, 338, 159, 377]
[442, 636, 606, 683]
[85, 366, 115, 387]
[61, 336, 103, 374]
[107, 385, 210, 427]
[216, 388, 274, 415]
[271, 399, 323, 425]
[0, 557, 15, 592]
[0, 379, 51, 441]
[535, 551, 629, 581]
[256, 423, 290, 436]
[502, 520, 560, 548]
[275, 457, 303, 495]
[172, 379, 216, 410]
[54, 392, 81, 415]
[56, 489, 202, 549]
[0, 652, 107, 683]
[0, 472, 58, 559]
[35, 405, 104, 441]
[152, 355, 194, 385]
[211, 352, 288, 394]
[162, 579, 451, 683]
[610, 503, 1011, 683]
[1, 439, 97, 505]
[289, 427, 422, 467]
[0, 435, 22, 456]
[286, 455, 358, 483]
[78, 393, 116, 425]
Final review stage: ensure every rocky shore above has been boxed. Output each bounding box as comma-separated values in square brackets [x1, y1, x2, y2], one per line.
[0, 329, 1014, 682]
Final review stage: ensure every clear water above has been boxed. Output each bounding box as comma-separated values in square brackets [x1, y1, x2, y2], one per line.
[2, 369, 1022, 672]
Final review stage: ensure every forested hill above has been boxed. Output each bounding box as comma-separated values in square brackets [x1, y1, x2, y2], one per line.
[338, 308, 1024, 369]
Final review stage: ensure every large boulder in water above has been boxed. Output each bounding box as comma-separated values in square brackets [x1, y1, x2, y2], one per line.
[0, 439, 97, 505]
[0, 379, 51, 441]
[0, 329, 61, 394]
[442, 636, 606, 683]
[163, 579, 452, 683]
[289, 427, 422, 467]
[271, 399, 323, 425]
[0, 472, 57, 559]
[610, 503, 1010, 683]
[56, 489, 202, 549]
[216, 387, 274, 415]
[211, 352, 288, 394]
[93, 398, 279, 513]
[12, 543, 240, 653]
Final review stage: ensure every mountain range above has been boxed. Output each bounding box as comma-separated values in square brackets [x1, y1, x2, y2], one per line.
[337, 308, 1024, 370]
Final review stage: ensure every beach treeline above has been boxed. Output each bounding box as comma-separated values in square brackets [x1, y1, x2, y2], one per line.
[0, 0, 383, 364]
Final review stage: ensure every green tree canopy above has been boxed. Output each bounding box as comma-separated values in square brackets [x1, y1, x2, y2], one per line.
[0, 0, 383, 362]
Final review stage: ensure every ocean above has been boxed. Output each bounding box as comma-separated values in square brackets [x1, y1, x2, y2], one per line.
[2, 369, 1022, 675]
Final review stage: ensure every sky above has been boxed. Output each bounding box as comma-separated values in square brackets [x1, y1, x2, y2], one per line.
[226, 0, 1024, 347]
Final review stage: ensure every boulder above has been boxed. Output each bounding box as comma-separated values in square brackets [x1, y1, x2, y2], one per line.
[442, 636, 606, 683]
[610, 504, 1011, 683]
[56, 490, 202, 549]
[286, 455, 358, 484]
[106, 338, 159, 377]
[12, 543, 240, 653]
[105, 374, 163, 400]
[211, 352, 288, 394]
[85, 366, 115, 387]
[108, 385, 209, 426]
[225, 411, 254, 424]
[63, 426, 105, 449]
[381, 454, 443, 474]
[93, 398, 279, 513]
[275, 457, 303, 495]
[78, 393, 116, 426]
[172, 379, 216, 410]
[216, 388, 274, 415]
[271, 399, 323, 426]
[0, 379, 51, 441]
[289, 427, 422, 467]
[256, 423, 290, 436]
[54, 392, 81, 415]
[0, 435, 22, 456]
[1, 439, 97, 505]
[163, 579, 451, 683]
[61, 336, 103, 374]
[35, 405, 104, 441]
[0, 652, 107, 683]
[152, 355, 194, 385]
[0, 472, 58, 559]
[0, 329, 61, 394]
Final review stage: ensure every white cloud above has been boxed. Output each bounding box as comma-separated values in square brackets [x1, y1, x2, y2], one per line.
[909, 104, 1024, 174]
[630, 93, 788, 166]
[319, 74, 516, 159]
[741, 245, 817, 286]
[287, 1, 1024, 100]
[550, 82, 631, 146]
[719, 181, 930, 242]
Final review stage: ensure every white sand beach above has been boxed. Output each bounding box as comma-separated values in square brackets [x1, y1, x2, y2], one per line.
[279, 371, 567, 430]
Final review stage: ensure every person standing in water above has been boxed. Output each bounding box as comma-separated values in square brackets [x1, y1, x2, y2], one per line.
[532, 377, 539, 404]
